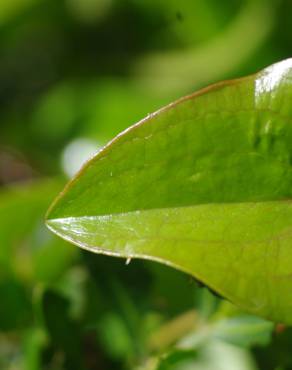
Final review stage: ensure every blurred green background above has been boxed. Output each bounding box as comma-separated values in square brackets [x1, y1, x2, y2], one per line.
[1, 0, 292, 369]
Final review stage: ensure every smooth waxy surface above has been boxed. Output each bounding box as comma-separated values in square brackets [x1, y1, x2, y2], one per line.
[47, 59, 292, 324]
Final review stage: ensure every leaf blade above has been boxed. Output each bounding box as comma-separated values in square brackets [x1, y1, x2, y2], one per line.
[47, 59, 292, 323]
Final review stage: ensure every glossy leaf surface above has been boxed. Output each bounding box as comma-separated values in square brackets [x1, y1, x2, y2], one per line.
[47, 59, 292, 324]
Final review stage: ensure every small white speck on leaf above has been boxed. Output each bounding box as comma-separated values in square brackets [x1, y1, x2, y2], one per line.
[125, 257, 132, 265]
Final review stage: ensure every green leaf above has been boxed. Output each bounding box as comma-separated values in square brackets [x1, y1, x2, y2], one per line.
[211, 315, 273, 348]
[0, 180, 59, 271]
[47, 59, 292, 324]
[0, 179, 76, 283]
[155, 349, 198, 370]
[178, 313, 273, 350]
[142, 342, 257, 370]
[22, 328, 47, 370]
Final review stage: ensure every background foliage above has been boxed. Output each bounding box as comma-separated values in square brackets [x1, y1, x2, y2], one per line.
[1, 0, 292, 369]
